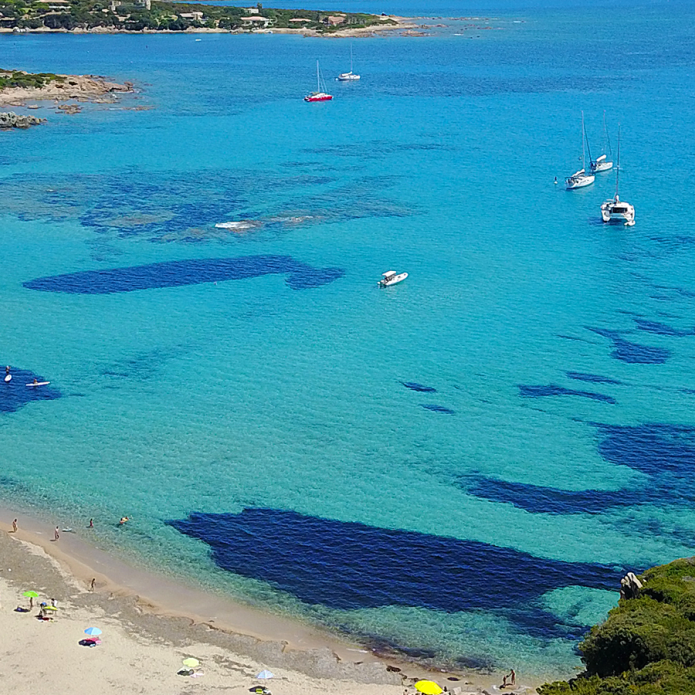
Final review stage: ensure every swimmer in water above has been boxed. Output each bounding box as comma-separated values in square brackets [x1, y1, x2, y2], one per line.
[119, 516, 129, 525]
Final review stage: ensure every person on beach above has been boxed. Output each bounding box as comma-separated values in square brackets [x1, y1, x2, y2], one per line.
[90, 578, 96, 591]
[89, 518, 94, 528]
[54, 526, 60, 541]
[11, 518, 17, 533]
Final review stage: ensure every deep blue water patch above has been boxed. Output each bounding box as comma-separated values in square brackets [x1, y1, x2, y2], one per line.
[168, 508, 624, 638]
[0, 368, 60, 414]
[587, 327, 670, 364]
[463, 476, 657, 515]
[420, 404, 456, 414]
[566, 372, 622, 386]
[24, 256, 344, 294]
[519, 385, 616, 404]
[401, 382, 437, 393]
[596, 423, 695, 478]
[634, 318, 695, 337]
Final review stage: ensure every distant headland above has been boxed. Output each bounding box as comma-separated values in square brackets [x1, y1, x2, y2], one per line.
[0, 0, 410, 36]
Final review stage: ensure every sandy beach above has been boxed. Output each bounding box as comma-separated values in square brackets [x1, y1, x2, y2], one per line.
[0, 513, 530, 695]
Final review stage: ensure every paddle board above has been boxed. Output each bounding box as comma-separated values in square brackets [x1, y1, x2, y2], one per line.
[25, 381, 50, 387]
[4, 374, 11, 383]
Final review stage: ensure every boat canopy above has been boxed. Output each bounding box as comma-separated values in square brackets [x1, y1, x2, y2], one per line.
[596, 154, 606, 162]
[382, 271, 397, 278]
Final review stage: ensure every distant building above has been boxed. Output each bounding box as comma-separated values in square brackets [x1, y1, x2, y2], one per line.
[179, 11, 204, 20]
[326, 14, 346, 25]
[134, 0, 152, 9]
[241, 15, 270, 27]
[245, 7, 259, 14]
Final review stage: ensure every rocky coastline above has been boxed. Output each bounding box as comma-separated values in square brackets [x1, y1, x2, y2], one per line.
[0, 111, 46, 128]
[0, 71, 134, 110]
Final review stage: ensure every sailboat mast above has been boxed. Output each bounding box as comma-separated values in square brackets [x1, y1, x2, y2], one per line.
[316, 60, 320, 92]
[604, 111, 612, 156]
[616, 124, 621, 198]
[581, 111, 586, 170]
[350, 44, 353, 73]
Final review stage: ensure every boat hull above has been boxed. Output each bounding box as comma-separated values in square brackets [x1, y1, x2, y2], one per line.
[566, 174, 595, 189]
[304, 94, 333, 102]
[337, 73, 360, 81]
[592, 161, 613, 173]
[601, 201, 635, 226]
[379, 272, 408, 287]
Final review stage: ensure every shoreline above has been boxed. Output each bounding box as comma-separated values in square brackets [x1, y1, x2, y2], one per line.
[1, 505, 526, 693]
[0, 16, 417, 38]
[0, 72, 133, 108]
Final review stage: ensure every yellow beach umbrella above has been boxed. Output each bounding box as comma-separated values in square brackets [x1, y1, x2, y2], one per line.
[415, 680, 443, 695]
[182, 658, 200, 668]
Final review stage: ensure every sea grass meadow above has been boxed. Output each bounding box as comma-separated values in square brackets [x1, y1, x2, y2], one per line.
[1, 0, 695, 679]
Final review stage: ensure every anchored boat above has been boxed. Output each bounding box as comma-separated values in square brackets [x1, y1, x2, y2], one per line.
[601, 125, 635, 227]
[378, 271, 408, 287]
[305, 61, 333, 102]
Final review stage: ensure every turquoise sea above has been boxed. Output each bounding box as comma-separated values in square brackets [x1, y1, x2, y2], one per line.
[2, 0, 695, 677]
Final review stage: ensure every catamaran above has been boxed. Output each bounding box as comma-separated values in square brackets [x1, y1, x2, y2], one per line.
[566, 112, 595, 190]
[591, 111, 614, 173]
[601, 125, 635, 226]
[337, 45, 360, 81]
[304, 61, 333, 102]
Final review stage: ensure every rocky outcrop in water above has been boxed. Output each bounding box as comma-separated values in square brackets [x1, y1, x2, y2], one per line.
[0, 111, 46, 129]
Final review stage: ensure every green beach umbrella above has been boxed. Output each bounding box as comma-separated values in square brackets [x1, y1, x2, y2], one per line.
[182, 658, 200, 668]
[23, 591, 39, 598]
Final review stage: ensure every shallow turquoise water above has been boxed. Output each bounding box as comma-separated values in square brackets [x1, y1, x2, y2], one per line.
[2, 1, 695, 676]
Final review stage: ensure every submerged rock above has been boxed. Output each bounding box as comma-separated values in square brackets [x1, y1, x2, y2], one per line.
[0, 111, 46, 129]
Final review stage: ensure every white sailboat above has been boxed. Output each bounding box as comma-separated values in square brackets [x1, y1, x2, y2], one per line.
[591, 111, 613, 173]
[304, 61, 333, 102]
[566, 112, 595, 190]
[337, 45, 360, 81]
[601, 125, 635, 226]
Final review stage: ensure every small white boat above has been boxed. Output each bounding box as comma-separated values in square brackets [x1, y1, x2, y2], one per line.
[26, 381, 50, 388]
[601, 125, 635, 227]
[378, 270, 408, 287]
[337, 45, 360, 81]
[566, 112, 595, 190]
[591, 112, 613, 173]
[4, 373, 11, 383]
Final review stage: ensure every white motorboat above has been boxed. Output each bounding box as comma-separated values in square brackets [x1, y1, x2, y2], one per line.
[378, 270, 408, 287]
[337, 45, 360, 81]
[601, 125, 635, 227]
[591, 112, 613, 173]
[566, 112, 595, 189]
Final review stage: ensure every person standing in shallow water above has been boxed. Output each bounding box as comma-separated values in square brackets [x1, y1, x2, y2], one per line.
[54, 526, 60, 541]
[11, 519, 17, 533]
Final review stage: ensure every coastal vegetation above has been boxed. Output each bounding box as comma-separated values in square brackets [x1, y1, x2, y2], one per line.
[539, 558, 695, 695]
[0, 0, 396, 33]
[0, 69, 63, 89]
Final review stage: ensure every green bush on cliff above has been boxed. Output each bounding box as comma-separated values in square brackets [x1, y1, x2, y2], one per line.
[539, 558, 695, 695]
